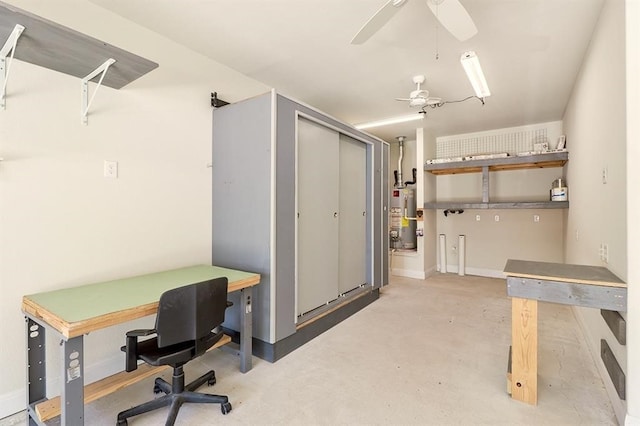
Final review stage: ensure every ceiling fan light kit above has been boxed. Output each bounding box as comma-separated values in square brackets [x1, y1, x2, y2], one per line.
[396, 75, 443, 108]
[461, 51, 491, 99]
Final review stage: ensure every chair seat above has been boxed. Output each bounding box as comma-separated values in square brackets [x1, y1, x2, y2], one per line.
[117, 278, 231, 425]
[122, 337, 194, 367]
[121, 331, 223, 367]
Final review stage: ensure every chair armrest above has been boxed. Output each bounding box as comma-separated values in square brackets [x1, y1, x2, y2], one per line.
[124, 329, 156, 372]
[226, 301, 233, 308]
[126, 328, 156, 337]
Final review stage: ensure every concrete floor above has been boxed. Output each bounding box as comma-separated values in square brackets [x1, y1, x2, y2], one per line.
[3, 274, 617, 425]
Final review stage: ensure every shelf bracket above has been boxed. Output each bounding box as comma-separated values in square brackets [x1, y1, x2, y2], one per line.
[81, 58, 116, 125]
[1, 24, 25, 110]
[482, 166, 490, 203]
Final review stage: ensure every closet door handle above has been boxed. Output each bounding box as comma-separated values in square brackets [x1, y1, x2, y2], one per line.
[333, 212, 338, 218]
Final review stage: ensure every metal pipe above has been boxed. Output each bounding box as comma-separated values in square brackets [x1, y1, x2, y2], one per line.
[404, 167, 417, 186]
[396, 136, 405, 188]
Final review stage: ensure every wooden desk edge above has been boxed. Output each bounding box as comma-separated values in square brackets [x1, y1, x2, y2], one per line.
[22, 273, 261, 339]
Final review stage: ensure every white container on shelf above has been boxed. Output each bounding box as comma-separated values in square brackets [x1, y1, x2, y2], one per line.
[550, 178, 568, 201]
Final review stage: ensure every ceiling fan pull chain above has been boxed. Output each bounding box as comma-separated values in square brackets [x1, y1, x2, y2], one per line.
[435, 2, 439, 60]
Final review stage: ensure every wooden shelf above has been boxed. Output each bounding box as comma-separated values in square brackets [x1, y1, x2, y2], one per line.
[1, 2, 158, 89]
[425, 201, 569, 210]
[424, 151, 569, 210]
[424, 151, 568, 175]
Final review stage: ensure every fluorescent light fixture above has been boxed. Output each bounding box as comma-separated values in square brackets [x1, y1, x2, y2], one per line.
[354, 113, 424, 130]
[461, 51, 491, 99]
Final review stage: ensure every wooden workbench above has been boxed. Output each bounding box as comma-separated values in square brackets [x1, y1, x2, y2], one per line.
[504, 259, 626, 405]
[22, 265, 260, 425]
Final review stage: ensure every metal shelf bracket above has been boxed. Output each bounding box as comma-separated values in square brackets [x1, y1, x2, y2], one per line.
[81, 58, 116, 125]
[1, 24, 25, 110]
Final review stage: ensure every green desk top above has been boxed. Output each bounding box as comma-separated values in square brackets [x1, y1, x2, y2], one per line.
[23, 265, 260, 329]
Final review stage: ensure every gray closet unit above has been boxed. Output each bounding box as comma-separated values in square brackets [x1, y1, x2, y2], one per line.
[212, 90, 389, 362]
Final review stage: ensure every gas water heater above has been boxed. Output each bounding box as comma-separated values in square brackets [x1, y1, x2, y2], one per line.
[389, 136, 417, 250]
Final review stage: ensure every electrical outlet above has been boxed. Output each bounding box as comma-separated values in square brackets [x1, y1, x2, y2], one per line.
[104, 160, 118, 178]
[476, 215, 481, 221]
[602, 167, 608, 184]
[599, 243, 609, 263]
[494, 215, 500, 222]
[533, 215, 540, 222]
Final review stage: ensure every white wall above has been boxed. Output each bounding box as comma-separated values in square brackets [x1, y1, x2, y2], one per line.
[437, 208, 564, 276]
[434, 122, 566, 276]
[0, 0, 268, 417]
[562, 0, 627, 422]
[625, 0, 640, 422]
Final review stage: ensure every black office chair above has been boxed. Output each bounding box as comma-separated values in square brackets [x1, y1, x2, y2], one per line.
[117, 278, 233, 426]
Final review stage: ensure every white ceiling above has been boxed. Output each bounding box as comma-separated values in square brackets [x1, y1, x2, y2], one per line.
[89, 0, 604, 143]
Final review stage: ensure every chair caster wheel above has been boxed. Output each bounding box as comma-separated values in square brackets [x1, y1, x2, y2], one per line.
[153, 384, 162, 394]
[221, 402, 232, 415]
[208, 376, 217, 386]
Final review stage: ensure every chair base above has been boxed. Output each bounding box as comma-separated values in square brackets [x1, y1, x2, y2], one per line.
[117, 367, 231, 426]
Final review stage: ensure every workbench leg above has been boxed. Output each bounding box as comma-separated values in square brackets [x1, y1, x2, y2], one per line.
[61, 335, 84, 425]
[239, 287, 253, 373]
[511, 297, 538, 405]
[26, 318, 46, 425]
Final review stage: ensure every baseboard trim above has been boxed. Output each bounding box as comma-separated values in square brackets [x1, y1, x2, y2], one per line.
[625, 413, 640, 425]
[444, 266, 504, 279]
[425, 265, 437, 278]
[0, 353, 124, 419]
[390, 268, 426, 279]
[0, 388, 25, 420]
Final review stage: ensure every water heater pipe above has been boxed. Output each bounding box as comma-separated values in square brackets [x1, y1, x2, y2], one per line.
[404, 168, 417, 186]
[396, 136, 405, 188]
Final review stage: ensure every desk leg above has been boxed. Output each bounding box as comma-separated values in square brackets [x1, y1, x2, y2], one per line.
[26, 318, 46, 425]
[61, 335, 84, 425]
[239, 287, 253, 373]
[511, 297, 538, 405]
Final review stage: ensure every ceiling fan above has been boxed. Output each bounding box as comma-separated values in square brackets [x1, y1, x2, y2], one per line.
[351, 0, 477, 44]
[396, 75, 442, 108]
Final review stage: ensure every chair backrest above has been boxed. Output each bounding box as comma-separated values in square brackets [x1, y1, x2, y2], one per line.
[155, 277, 229, 349]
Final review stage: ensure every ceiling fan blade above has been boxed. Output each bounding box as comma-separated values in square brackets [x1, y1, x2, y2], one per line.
[395, 98, 412, 101]
[426, 0, 477, 41]
[351, 0, 407, 45]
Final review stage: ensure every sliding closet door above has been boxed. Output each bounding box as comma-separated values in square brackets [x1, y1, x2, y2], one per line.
[338, 135, 368, 293]
[296, 118, 340, 315]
